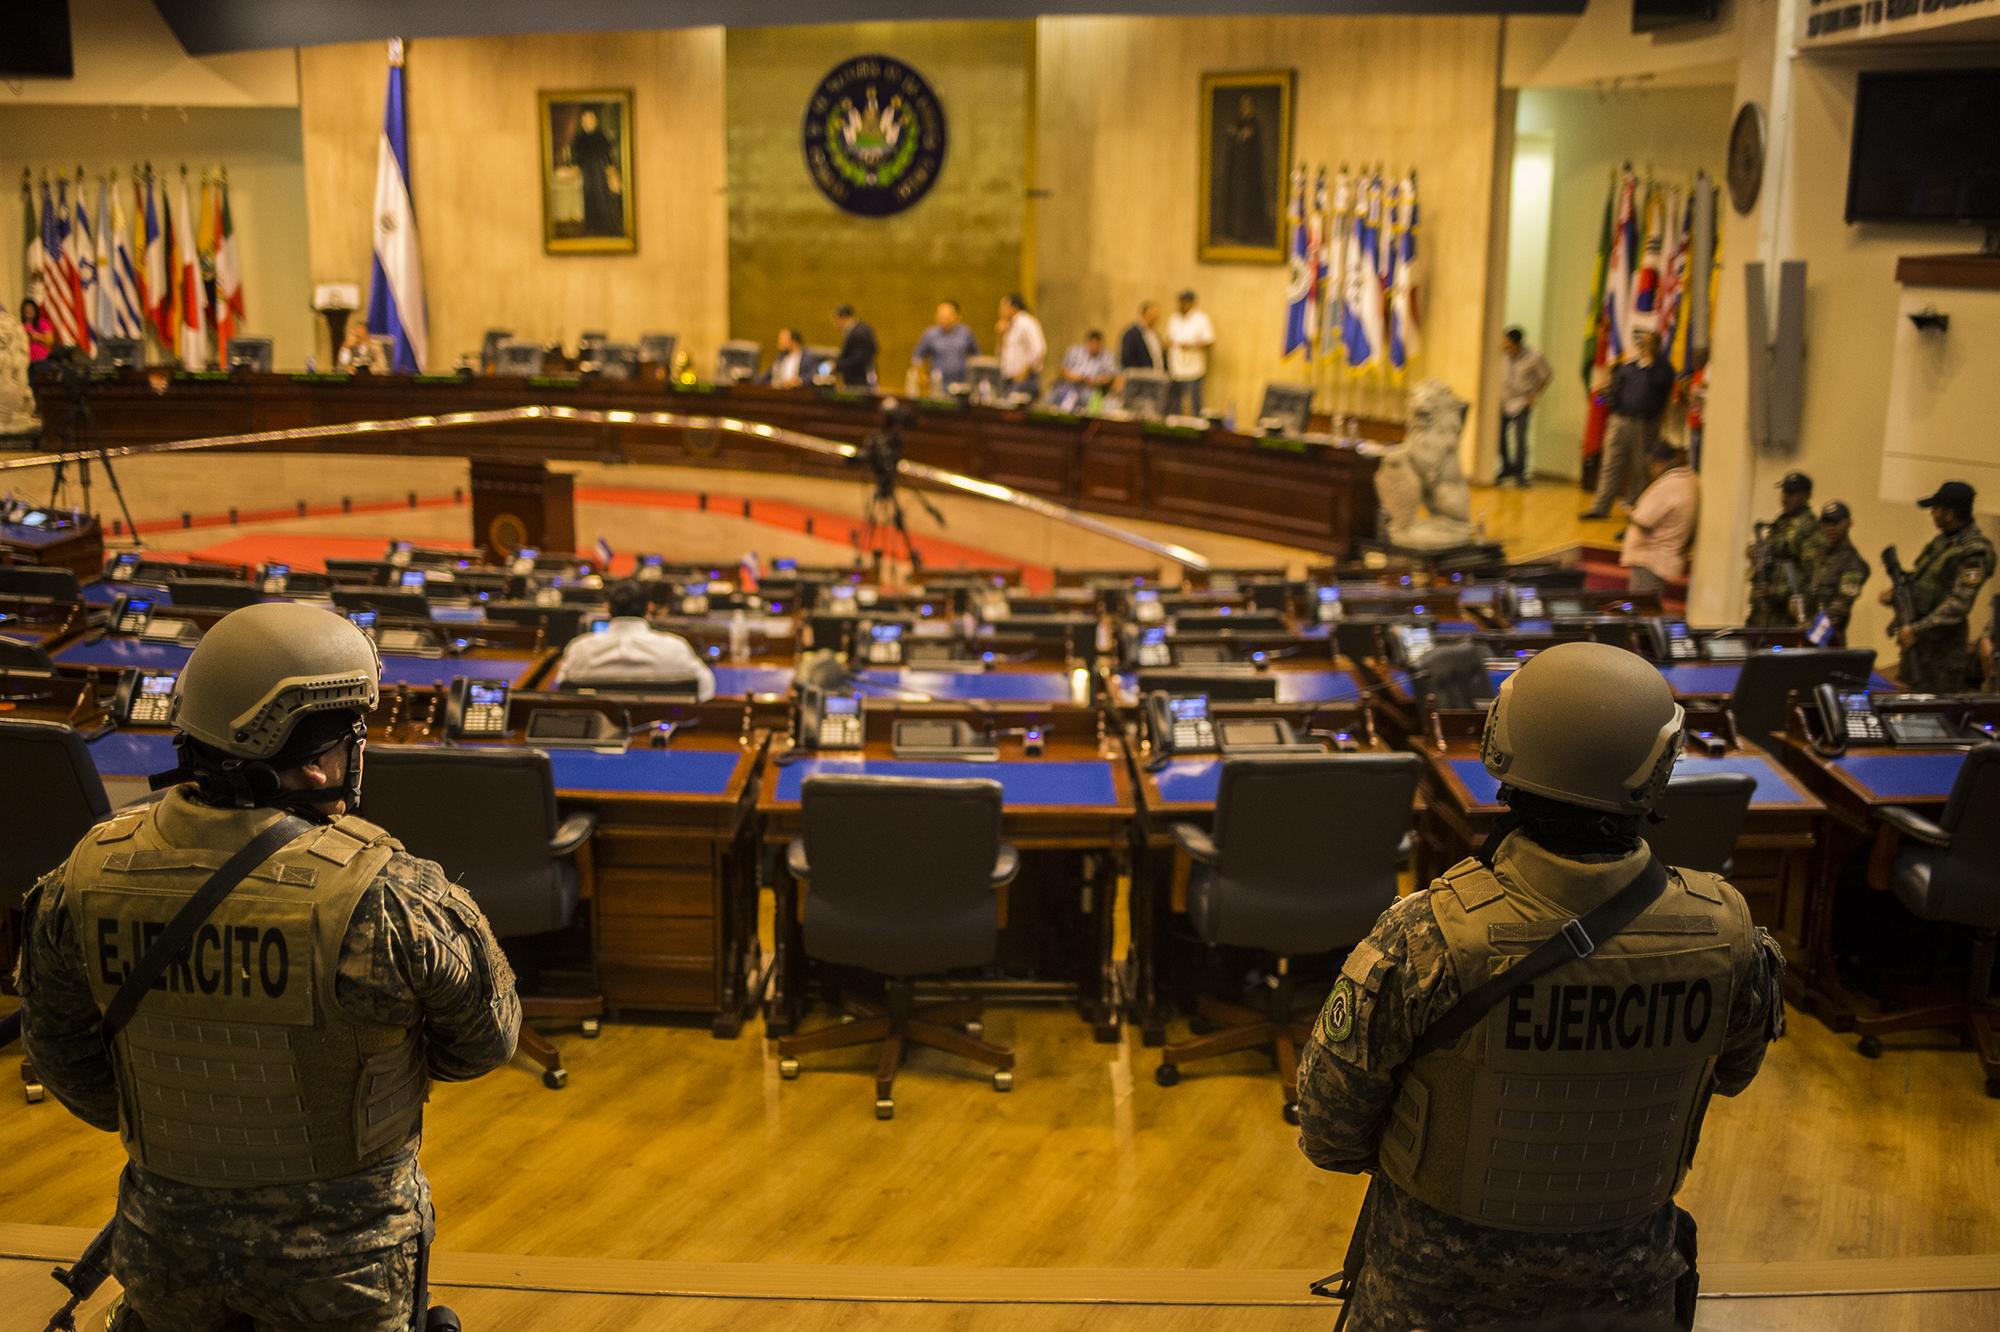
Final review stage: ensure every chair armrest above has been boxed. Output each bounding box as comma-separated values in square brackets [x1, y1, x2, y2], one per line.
[1170, 822, 1219, 865]
[549, 811, 597, 857]
[1877, 804, 1951, 848]
[786, 837, 811, 883]
[991, 844, 1020, 888]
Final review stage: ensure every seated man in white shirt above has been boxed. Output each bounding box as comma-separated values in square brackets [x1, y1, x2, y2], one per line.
[552, 580, 718, 699]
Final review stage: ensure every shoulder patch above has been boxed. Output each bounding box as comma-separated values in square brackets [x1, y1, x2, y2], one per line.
[1321, 977, 1357, 1043]
[94, 812, 146, 844]
[1675, 869, 1726, 904]
[307, 823, 371, 867]
[1445, 865, 1507, 911]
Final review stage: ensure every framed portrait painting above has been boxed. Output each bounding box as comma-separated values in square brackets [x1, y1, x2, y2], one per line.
[1198, 70, 1294, 265]
[540, 89, 637, 254]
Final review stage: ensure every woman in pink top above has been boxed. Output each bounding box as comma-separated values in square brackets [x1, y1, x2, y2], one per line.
[1620, 442, 1699, 596]
[19, 299, 54, 363]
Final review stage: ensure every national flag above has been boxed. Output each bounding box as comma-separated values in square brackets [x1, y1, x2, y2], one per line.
[37, 182, 79, 346]
[53, 177, 92, 353]
[1324, 168, 1350, 357]
[71, 172, 100, 351]
[1343, 171, 1385, 372]
[20, 171, 42, 309]
[1658, 186, 1691, 364]
[106, 174, 145, 342]
[594, 537, 616, 572]
[1631, 184, 1665, 335]
[1388, 171, 1421, 371]
[213, 174, 245, 352]
[1306, 168, 1327, 356]
[92, 178, 115, 338]
[142, 169, 172, 346]
[368, 38, 429, 372]
[1282, 165, 1312, 360]
[1603, 169, 1638, 362]
[1580, 169, 1615, 388]
[196, 173, 219, 343]
[739, 549, 762, 594]
[172, 169, 208, 367]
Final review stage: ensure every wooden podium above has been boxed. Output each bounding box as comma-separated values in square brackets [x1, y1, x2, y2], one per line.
[469, 458, 575, 561]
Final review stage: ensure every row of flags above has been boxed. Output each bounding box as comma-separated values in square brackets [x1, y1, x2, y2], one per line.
[1582, 166, 1719, 386]
[1283, 165, 1422, 375]
[369, 38, 428, 373]
[19, 166, 243, 368]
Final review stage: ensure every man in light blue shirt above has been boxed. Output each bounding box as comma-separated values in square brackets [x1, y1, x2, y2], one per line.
[912, 300, 978, 394]
[1051, 330, 1118, 413]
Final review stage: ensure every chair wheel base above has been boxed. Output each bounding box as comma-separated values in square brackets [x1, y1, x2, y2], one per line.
[542, 1067, 568, 1090]
[1154, 1063, 1180, 1087]
[875, 1098, 895, 1120]
[581, 1019, 601, 1039]
[1858, 1035, 1884, 1059]
[779, 1057, 801, 1080]
[425, 1306, 462, 1331]
[992, 1069, 1013, 1092]
[1283, 1100, 1301, 1126]
[23, 1083, 44, 1105]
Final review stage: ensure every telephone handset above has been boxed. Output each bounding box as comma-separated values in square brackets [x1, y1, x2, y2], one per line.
[1388, 623, 1435, 669]
[1134, 625, 1172, 668]
[863, 622, 905, 665]
[113, 670, 177, 725]
[1812, 684, 1873, 753]
[798, 687, 865, 750]
[1507, 585, 1545, 621]
[1314, 585, 1343, 624]
[1640, 618, 1699, 661]
[445, 678, 512, 738]
[1132, 589, 1166, 625]
[112, 594, 156, 635]
[1146, 692, 1215, 755]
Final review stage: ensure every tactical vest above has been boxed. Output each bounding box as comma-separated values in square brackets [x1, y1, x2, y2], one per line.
[60, 796, 429, 1188]
[1379, 849, 1757, 1233]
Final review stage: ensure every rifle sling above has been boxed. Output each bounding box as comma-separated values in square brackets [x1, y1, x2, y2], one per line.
[98, 813, 313, 1042]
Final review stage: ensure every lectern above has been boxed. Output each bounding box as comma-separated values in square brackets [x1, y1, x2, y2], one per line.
[470, 458, 575, 562]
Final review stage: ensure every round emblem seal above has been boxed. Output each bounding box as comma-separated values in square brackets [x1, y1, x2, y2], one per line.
[1324, 978, 1356, 1043]
[802, 54, 947, 217]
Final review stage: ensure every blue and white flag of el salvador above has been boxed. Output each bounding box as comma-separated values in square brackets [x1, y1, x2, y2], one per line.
[367, 39, 428, 373]
[1282, 166, 1312, 360]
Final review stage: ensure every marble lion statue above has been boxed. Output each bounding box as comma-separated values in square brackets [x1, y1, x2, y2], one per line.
[1375, 377, 1477, 551]
[0, 308, 38, 436]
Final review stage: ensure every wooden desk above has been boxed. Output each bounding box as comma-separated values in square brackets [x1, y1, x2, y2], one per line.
[32, 372, 1382, 556]
[0, 597, 86, 651]
[756, 730, 1136, 1041]
[1411, 711, 1825, 997]
[1, 513, 102, 581]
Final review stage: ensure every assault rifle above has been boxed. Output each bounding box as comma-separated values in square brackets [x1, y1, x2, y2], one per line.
[42, 1222, 112, 1332]
[1882, 545, 1919, 636]
[1751, 521, 1807, 622]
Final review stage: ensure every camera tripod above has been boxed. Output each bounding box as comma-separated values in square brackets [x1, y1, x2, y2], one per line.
[859, 478, 944, 582]
[44, 357, 140, 541]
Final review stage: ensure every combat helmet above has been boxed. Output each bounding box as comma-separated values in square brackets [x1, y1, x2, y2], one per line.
[1480, 640, 1682, 814]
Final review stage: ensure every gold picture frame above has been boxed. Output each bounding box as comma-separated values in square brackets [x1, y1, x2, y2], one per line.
[1197, 70, 1294, 265]
[539, 89, 637, 254]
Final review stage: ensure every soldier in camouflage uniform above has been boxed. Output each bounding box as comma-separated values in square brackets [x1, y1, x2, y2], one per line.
[1800, 501, 1870, 647]
[1880, 481, 1997, 694]
[1297, 642, 1786, 1332]
[18, 602, 521, 1330]
[1745, 471, 1818, 627]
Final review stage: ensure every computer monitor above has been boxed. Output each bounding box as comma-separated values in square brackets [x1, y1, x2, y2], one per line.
[225, 337, 273, 373]
[1256, 383, 1313, 434]
[802, 346, 841, 384]
[638, 332, 677, 368]
[715, 340, 761, 384]
[479, 329, 515, 373]
[962, 357, 1006, 402]
[576, 331, 609, 360]
[95, 337, 142, 369]
[595, 343, 640, 379]
[1730, 648, 1877, 742]
[1122, 370, 1172, 420]
[495, 340, 546, 377]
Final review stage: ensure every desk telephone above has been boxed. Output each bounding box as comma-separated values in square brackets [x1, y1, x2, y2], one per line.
[113, 670, 177, 725]
[106, 552, 142, 581]
[1132, 588, 1166, 625]
[112, 595, 200, 644]
[112, 595, 156, 635]
[1136, 625, 1172, 668]
[798, 687, 865, 750]
[260, 563, 290, 594]
[680, 581, 711, 616]
[1387, 623, 1435, 669]
[1812, 685, 1960, 752]
[1315, 585, 1343, 624]
[445, 678, 512, 739]
[1639, 618, 1700, 662]
[1144, 692, 1302, 758]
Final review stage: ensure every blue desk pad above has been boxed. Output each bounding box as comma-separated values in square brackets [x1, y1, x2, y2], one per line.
[87, 729, 180, 777]
[1831, 750, 1965, 801]
[774, 758, 1118, 806]
[534, 747, 742, 795]
[712, 666, 1076, 703]
[1151, 758, 1224, 805]
[54, 636, 533, 688]
[1116, 670, 1365, 704]
[1447, 753, 1812, 808]
[711, 665, 798, 695]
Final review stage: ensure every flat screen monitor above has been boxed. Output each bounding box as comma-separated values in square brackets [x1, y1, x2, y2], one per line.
[963, 357, 1006, 401]
[225, 337, 273, 373]
[638, 333, 677, 366]
[495, 340, 545, 376]
[96, 337, 142, 369]
[1122, 370, 1171, 420]
[715, 340, 761, 383]
[1847, 69, 2000, 224]
[1257, 383, 1313, 434]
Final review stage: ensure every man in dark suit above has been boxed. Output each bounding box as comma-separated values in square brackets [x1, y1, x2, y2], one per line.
[1118, 300, 1165, 372]
[833, 304, 877, 389]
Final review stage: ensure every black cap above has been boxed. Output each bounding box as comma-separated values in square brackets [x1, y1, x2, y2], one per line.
[1918, 480, 1976, 511]
[1818, 501, 1850, 523]
[1778, 471, 1813, 494]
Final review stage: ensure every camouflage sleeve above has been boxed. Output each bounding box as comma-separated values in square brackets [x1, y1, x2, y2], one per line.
[1296, 895, 1459, 1174]
[1916, 548, 1995, 633]
[1713, 927, 1785, 1097]
[335, 852, 522, 1082]
[15, 871, 120, 1131]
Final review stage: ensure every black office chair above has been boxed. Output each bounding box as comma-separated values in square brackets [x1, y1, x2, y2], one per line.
[0, 639, 55, 672]
[1729, 648, 1875, 743]
[0, 566, 80, 601]
[0, 719, 113, 1105]
[1156, 753, 1421, 1123]
[776, 776, 1019, 1119]
[361, 747, 603, 1090]
[165, 578, 261, 610]
[485, 602, 586, 644]
[1414, 638, 1493, 712]
[1853, 743, 2000, 1096]
[1646, 772, 1756, 876]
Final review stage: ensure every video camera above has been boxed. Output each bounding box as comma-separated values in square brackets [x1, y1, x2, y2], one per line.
[860, 399, 915, 498]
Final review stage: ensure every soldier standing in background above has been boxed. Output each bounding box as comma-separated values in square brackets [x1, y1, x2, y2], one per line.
[1296, 642, 1785, 1332]
[19, 602, 521, 1330]
[1746, 471, 1818, 627]
[1881, 481, 1996, 693]
[1801, 501, 1871, 647]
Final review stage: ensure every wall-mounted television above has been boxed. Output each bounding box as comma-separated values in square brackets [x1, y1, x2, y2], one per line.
[1847, 69, 2000, 225]
[2, 1, 73, 78]
[1633, 0, 1717, 33]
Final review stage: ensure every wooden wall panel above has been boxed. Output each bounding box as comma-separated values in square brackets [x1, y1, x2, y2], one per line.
[1034, 16, 1504, 444]
[298, 32, 729, 373]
